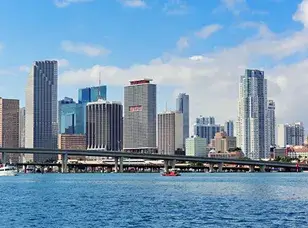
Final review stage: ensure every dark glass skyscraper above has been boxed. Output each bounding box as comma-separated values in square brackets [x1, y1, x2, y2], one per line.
[176, 93, 189, 147]
[78, 86, 107, 103]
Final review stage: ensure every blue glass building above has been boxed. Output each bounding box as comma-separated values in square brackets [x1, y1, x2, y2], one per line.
[59, 97, 85, 134]
[78, 85, 107, 103]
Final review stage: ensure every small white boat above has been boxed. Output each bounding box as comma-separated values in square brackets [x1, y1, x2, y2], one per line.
[0, 165, 18, 176]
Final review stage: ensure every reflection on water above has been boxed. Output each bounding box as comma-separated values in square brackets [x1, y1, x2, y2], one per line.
[0, 173, 308, 227]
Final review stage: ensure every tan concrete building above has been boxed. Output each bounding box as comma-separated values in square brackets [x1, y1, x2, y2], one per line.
[58, 134, 86, 160]
[0, 98, 19, 163]
[211, 131, 236, 153]
[158, 111, 183, 155]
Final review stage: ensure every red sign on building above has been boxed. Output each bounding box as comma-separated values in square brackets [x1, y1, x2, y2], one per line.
[129, 105, 143, 112]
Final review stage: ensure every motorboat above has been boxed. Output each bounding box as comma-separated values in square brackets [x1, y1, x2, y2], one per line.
[0, 165, 18, 176]
[161, 169, 181, 176]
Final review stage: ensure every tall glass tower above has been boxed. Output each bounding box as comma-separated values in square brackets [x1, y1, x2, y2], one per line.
[58, 97, 85, 134]
[78, 86, 107, 103]
[176, 93, 189, 147]
[25, 60, 58, 162]
[236, 69, 269, 159]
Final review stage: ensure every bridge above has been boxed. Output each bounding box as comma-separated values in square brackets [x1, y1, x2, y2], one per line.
[1, 147, 306, 173]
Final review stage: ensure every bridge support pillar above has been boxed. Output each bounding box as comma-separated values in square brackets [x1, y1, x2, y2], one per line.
[260, 165, 266, 173]
[249, 165, 255, 173]
[164, 160, 169, 172]
[209, 164, 214, 173]
[1, 152, 6, 164]
[119, 157, 123, 173]
[218, 163, 223, 173]
[114, 157, 119, 173]
[61, 153, 68, 173]
[171, 160, 176, 169]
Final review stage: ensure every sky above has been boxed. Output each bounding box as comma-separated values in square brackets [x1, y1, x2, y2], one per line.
[0, 0, 308, 129]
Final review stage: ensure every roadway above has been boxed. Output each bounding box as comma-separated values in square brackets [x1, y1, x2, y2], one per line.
[0, 147, 307, 169]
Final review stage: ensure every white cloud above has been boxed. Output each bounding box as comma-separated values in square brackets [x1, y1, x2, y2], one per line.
[61, 40, 110, 57]
[19, 65, 30, 73]
[59, 0, 308, 126]
[220, 0, 248, 15]
[57, 58, 70, 68]
[176, 37, 189, 51]
[119, 0, 147, 8]
[54, 0, 93, 8]
[0, 43, 4, 52]
[163, 0, 189, 15]
[195, 24, 223, 39]
[293, 0, 308, 27]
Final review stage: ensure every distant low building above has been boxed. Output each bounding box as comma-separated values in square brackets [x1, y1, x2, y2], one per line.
[285, 145, 308, 158]
[211, 131, 236, 153]
[185, 136, 207, 157]
[208, 150, 244, 159]
[58, 134, 87, 160]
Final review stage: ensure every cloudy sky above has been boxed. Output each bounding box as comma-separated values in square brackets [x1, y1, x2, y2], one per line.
[0, 0, 308, 128]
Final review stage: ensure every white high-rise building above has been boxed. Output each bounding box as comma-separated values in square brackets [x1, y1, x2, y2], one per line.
[157, 111, 183, 155]
[277, 122, 305, 147]
[185, 136, 207, 157]
[236, 69, 269, 159]
[267, 100, 276, 147]
[25, 60, 58, 162]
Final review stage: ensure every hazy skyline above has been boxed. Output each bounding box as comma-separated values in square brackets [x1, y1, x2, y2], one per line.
[0, 0, 307, 126]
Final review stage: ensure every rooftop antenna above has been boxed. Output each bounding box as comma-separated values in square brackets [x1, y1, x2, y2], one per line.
[165, 101, 168, 112]
[98, 71, 102, 99]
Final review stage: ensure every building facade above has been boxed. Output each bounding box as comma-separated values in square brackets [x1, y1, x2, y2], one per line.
[59, 97, 85, 134]
[58, 134, 87, 160]
[78, 85, 107, 103]
[224, 120, 234, 137]
[210, 131, 237, 153]
[185, 136, 207, 157]
[176, 93, 189, 147]
[236, 69, 269, 159]
[25, 60, 58, 162]
[123, 79, 157, 153]
[193, 116, 221, 146]
[277, 122, 305, 147]
[157, 111, 183, 155]
[19, 107, 26, 148]
[267, 100, 276, 147]
[0, 98, 20, 163]
[86, 99, 123, 151]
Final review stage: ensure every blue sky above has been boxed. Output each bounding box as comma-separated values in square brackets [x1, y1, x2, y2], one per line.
[0, 0, 308, 126]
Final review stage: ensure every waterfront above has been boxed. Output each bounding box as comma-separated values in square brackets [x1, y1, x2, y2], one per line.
[1, 173, 308, 227]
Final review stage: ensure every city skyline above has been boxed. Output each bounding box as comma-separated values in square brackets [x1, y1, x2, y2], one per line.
[1, 1, 308, 126]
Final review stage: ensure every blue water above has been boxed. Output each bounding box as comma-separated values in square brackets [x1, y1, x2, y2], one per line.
[1, 173, 308, 227]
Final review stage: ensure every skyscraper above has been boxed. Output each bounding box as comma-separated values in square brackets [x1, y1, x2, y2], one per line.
[25, 60, 58, 162]
[193, 116, 221, 146]
[157, 111, 183, 155]
[86, 99, 123, 151]
[277, 122, 305, 147]
[267, 100, 276, 147]
[19, 107, 26, 148]
[78, 85, 107, 103]
[176, 93, 189, 146]
[0, 98, 19, 163]
[59, 97, 85, 134]
[124, 79, 157, 153]
[224, 120, 234, 137]
[236, 69, 269, 159]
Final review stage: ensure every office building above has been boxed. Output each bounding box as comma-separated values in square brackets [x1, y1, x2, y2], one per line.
[157, 111, 183, 155]
[193, 116, 220, 146]
[86, 99, 123, 151]
[19, 107, 26, 148]
[0, 98, 19, 163]
[78, 85, 107, 103]
[236, 69, 269, 159]
[277, 122, 305, 147]
[25, 60, 58, 162]
[185, 136, 207, 157]
[58, 134, 86, 160]
[224, 120, 234, 137]
[176, 93, 189, 147]
[210, 131, 236, 153]
[267, 100, 276, 146]
[59, 97, 85, 134]
[123, 79, 157, 153]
